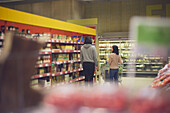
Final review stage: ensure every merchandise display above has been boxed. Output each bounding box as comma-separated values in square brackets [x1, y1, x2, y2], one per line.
[0, 17, 96, 87]
[99, 39, 168, 76]
[1, 5, 170, 113]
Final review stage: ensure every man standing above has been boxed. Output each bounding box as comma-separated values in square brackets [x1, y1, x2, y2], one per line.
[80, 36, 98, 85]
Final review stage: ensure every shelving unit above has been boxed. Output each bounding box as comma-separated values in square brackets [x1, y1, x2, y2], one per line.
[0, 6, 96, 87]
[99, 38, 168, 76]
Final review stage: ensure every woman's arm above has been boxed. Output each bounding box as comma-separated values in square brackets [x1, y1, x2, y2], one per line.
[119, 55, 123, 64]
[108, 54, 112, 65]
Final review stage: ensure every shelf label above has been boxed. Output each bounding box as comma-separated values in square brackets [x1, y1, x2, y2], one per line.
[39, 75, 42, 78]
[39, 64, 42, 67]
[45, 64, 48, 66]
[47, 73, 50, 76]
[60, 72, 63, 75]
[52, 74, 55, 76]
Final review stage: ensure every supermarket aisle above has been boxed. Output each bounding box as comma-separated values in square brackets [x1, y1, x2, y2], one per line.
[121, 77, 154, 91]
[100, 76, 155, 92]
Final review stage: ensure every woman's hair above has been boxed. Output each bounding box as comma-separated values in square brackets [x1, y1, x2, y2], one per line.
[112, 45, 119, 55]
[84, 36, 92, 44]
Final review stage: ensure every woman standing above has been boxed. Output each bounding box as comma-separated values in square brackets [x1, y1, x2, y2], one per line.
[80, 36, 98, 85]
[108, 45, 123, 84]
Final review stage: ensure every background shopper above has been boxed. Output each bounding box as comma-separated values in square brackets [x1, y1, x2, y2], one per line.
[80, 36, 98, 85]
[108, 45, 123, 84]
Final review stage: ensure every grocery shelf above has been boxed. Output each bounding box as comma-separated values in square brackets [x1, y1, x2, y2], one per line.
[52, 68, 83, 76]
[53, 60, 80, 65]
[69, 76, 85, 83]
[36, 63, 51, 68]
[53, 76, 85, 87]
[39, 51, 52, 55]
[32, 68, 83, 79]
[32, 73, 51, 79]
[99, 54, 110, 56]
[0, 6, 97, 86]
[50, 39, 84, 45]
[144, 62, 163, 65]
[99, 41, 121, 43]
[52, 50, 80, 53]
[123, 63, 142, 65]
[99, 48, 111, 49]
[0, 6, 96, 35]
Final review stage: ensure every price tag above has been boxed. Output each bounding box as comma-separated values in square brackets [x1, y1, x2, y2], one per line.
[60, 72, 63, 75]
[64, 61, 66, 63]
[52, 40, 54, 42]
[52, 74, 55, 76]
[47, 73, 50, 76]
[39, 75, 42, 78]
[39, 64, 42, 67]
[0, 42, 2, 45]
[45, 64, 48, 66]
[66, 41, 68, 43]
[45, 52, 48, 54]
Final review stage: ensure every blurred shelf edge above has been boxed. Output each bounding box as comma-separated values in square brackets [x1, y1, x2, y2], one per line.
[39, 50, 80, 55]
[50, 39, 84, 45]
[32, 68, 83, 79]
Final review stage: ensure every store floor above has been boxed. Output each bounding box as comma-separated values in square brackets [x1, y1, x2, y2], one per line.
[101, 76, 155, 92]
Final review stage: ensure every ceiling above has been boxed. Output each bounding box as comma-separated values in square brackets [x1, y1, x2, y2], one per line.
[0, 0, 58, 5]
[0, 0, 127, 5]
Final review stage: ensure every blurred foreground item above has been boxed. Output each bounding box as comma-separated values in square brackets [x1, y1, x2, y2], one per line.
[0, 31, 44, 112]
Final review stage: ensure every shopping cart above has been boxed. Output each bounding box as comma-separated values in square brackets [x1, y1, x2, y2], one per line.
[100, 61, 123, 85]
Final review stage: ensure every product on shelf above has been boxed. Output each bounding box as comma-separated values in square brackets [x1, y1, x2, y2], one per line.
[99, 39, 166, 76]
[0, 21, 94, 87]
